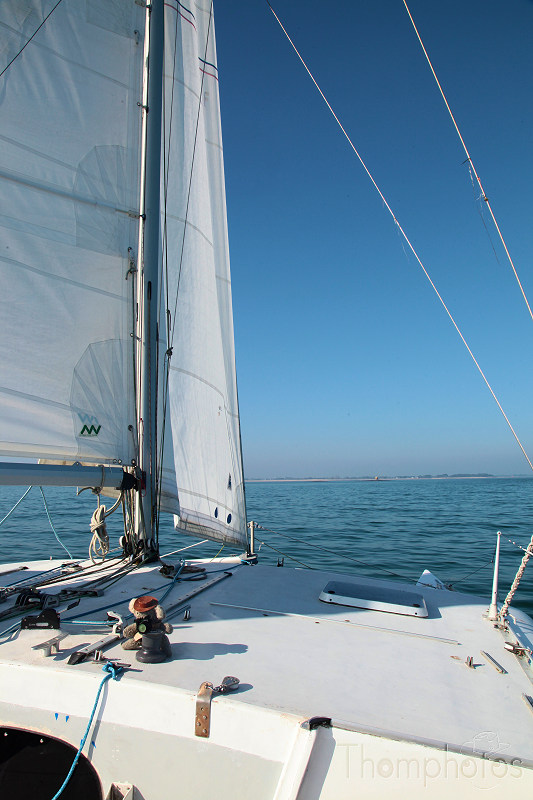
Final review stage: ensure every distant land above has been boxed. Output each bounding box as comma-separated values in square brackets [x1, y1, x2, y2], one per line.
[247, 473, 533, 483]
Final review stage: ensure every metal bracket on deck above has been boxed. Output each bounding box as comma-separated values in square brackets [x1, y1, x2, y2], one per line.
[195, 682, 213, 738]
[32, 632, 69, 657]
[195, 676, 240, 738]
[106, 783, 136, 800]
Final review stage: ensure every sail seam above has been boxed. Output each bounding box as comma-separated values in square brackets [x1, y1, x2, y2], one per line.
[205, 137, 222, 152]
[0, 386, 71, 411]
[163, 212, 213, 246]
[0, 168, 140, 217]
[0, 20, 137, 91]
[179, 489, 233, 509]
[163, 74, 201, 102]
[167, 366, 239, 417]
[0, 134, 78, 173]
[0, 254, 127, 301]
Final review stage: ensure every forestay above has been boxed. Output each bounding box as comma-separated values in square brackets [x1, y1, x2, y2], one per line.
[158, 1, 246, 548]
[0, 0, 144, 464]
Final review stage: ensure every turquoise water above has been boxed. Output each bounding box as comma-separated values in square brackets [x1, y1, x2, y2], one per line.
[1, 477, 533, 616]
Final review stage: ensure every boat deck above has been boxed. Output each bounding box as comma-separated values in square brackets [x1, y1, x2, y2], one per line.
[1, 555, 533, 771]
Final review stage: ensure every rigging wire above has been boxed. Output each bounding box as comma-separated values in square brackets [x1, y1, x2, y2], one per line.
[39, 487, 73, 559]
[402, 0, 533, 325]
[0, 486, 32, 527]
[265, 1, 533, 475]
[0, 0, 65, 80]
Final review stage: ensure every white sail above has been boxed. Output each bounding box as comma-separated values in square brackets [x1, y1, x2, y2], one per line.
[158, 1, 247, 548]
[0, 0, 145, 464]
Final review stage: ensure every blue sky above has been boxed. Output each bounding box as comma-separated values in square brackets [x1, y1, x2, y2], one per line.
[214, 0, 533, 478]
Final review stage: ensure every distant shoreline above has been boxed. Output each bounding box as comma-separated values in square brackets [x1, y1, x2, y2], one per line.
[246, 475, 531, 483]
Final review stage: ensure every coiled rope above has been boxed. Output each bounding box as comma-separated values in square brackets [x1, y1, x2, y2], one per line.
[50, 662, 123, 800]
[89, 494, 123, 564]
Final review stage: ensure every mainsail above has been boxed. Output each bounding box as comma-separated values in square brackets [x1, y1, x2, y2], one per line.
[0, 0, 144, 465]
[0, 0, 247, 548]
[158, 1, 247, 547]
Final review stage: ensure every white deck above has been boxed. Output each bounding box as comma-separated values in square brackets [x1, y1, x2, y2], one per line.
[1, 556, 533, 797]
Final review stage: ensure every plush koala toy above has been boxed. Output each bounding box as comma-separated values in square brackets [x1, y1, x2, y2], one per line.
[121, 595, 173, 654]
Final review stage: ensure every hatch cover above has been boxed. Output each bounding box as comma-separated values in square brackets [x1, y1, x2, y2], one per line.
[319, 580, 428, 617]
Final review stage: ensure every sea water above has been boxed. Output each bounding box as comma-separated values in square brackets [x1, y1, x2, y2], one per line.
[1, 477, 532, 616]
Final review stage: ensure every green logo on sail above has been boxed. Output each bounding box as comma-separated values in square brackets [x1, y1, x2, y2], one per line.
[80, 424, 101, 436]
[78, 414, 101, 437]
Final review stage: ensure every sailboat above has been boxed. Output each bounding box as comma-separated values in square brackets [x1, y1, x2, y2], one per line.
[1, 1, 533, 798]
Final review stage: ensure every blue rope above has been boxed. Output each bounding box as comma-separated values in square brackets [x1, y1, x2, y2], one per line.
[157, 560, 184, 604]
[51, 662, 123, 800]
[0, 486, 33, 527]
[39, 487, 73, 559]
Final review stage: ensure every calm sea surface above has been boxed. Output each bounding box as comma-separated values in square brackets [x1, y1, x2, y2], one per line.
[1, 477, 533, 616]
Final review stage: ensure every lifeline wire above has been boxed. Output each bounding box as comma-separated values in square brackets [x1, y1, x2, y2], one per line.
[447, 553, 495, 588]
[257, 524, 414, 581]
[402, 0, 533, 324]
[256, 538, 313, 570]
[266, 1, 533, 474]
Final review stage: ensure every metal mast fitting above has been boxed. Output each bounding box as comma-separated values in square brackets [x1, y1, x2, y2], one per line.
[137, 0, 164, 544]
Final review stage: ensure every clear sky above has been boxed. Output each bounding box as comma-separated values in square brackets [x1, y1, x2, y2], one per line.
[214, 0, 533, 478]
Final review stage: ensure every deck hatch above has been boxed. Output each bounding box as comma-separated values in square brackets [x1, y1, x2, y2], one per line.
[319, 580, 428, 617]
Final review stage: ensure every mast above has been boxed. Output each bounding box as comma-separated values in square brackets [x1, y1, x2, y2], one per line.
[137, 0, 164, 545]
